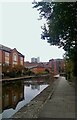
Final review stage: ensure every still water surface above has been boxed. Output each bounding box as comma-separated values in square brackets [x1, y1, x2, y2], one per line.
[2, 77, 49, 118]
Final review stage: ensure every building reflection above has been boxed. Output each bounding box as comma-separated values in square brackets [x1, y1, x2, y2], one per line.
[2, 81, 24, 111]
[0, 83, 2, 113]
[2, 76, 51, 112]
[31, 84, 40, 90]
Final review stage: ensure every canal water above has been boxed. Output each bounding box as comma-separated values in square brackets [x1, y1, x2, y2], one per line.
[1, 76, 51, 118]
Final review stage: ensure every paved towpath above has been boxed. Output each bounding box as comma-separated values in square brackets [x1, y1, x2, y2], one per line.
[38, 77, 75, 118]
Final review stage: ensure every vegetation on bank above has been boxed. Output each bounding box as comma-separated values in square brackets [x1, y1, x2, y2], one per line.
[2, 64, 34, 78]
[65, 59, 74, 82]
[2, 64, 50, 79]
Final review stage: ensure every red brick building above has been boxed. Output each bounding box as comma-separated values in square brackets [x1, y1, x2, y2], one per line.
[24, 61, 51, 74]
[49, 59, 65, 75]
[30, 66, 46, 74]
[0, 44, 24, 73]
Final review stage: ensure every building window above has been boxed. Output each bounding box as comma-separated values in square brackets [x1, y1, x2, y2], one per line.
[5, 52, 9, 65]
[20, 57, 23, 65]
[13, 53, 18, 65]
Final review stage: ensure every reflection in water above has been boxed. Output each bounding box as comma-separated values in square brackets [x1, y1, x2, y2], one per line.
[31, 84, 40, 90]
[0, 83, 2, 116]
[2, 77, 50, 118]
[2, 81, 24, 111]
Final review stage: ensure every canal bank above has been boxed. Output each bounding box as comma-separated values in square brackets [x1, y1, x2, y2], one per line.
[10, 77, 59, 119]
[1, 74, 51, 82]
[2, 74, 53, 119]
[10, 76, 75, 119]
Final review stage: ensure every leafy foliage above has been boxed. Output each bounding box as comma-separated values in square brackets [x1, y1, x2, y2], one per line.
[65, 59, 74, 81]
[33, 2, 77, 76]
[33, 2, 76, 50]
[45, 69, 50, 73]
[25, 68, 35, 76]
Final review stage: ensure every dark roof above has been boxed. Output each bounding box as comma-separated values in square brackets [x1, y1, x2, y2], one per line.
[24, 62, 38, 68]
[0, 44, 24, 57]
[18, 51, 24, 57]
[0, 44, 11, 52]
[24, 62, 50, 69]
[12, 48, 24, 57]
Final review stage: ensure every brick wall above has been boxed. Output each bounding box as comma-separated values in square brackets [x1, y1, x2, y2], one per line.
[31, 67, 46, 74]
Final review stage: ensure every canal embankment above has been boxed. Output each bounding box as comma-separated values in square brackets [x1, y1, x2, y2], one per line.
[1, 75, 35, 82]
[1, 74, 51, 82]
[11, 77, 59, 119]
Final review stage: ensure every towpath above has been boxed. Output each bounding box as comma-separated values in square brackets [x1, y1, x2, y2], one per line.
[38, 77, 75, 118]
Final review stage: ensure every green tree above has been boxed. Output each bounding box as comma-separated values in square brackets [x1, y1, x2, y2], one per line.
[24, 68, 35, 76]
[45, 69, 49, 73]
[65, 59, 74, 81]
[33, 2, 77, 77]
[9, 65, 24, 77]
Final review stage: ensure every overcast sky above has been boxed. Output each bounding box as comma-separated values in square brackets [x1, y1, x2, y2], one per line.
[1, 1, 65, 62]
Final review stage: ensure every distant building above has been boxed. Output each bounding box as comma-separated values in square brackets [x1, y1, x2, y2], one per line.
[31, 57, 40, 63]
[24, 61, 51, 74]
[0, 44, 24, 73]
[24, 61, 38, 69]
[30, 66, 46, 74]
[49, 59, 65, 75]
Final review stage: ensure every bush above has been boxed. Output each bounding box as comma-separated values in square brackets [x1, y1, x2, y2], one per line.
[9, 70, 16, 78]
[65, 59, 74, 82]
[45, 69, 49, 73]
